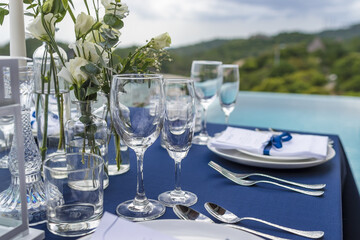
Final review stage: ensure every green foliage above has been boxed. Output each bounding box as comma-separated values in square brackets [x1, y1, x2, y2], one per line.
[159, 23, 360, 96]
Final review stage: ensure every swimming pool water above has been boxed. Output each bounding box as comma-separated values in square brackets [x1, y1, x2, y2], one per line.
[208, 91, 360, 190]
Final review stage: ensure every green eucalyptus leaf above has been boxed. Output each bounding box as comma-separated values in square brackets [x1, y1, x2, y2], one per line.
[89, 75, 100, 85]
[86, 86, 99, 97]
[103, 13, 124, 29]
[81, 63, 101, 75]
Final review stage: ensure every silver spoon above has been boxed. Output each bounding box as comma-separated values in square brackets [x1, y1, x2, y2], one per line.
[173, 204, 290, 240]
[204, 202, 324, 239]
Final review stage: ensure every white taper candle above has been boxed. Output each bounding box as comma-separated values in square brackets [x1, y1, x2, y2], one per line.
[9, 0, 27, 61]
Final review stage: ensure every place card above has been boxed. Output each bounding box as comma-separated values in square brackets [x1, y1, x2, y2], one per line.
[90, 212, 177, 240]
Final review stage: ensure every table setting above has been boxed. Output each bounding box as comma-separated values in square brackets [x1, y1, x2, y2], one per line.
[26, 61, 359, 239]
[0, 1, 359, 239]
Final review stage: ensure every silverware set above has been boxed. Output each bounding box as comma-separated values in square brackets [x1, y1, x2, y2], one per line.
[173, 203, 324, 240]
[208, 161, 326, 197]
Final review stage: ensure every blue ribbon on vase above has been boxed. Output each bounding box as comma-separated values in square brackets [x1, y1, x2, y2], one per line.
[263, 132, 292, 155]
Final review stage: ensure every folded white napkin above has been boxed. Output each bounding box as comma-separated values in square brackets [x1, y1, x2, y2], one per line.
[209, 127, 329, 159]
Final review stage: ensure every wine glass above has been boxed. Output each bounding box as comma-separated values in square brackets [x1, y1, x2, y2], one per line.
[158, 79, 197, 207]
[191, 60, 223, 145]
[219, 64, 239, 132]
[110, 74, 165, 221]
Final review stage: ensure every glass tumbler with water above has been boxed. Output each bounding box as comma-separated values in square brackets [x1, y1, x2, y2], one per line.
[43, 153, 104, 237]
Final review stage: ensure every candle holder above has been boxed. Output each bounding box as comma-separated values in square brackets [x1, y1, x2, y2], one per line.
[0, 62, 47, 226]
[0, 58, 44, 239]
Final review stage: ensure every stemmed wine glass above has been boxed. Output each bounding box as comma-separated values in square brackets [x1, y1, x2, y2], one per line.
[110, 74, 165, 221]
[158, 79, 197, 207]
[219, 64, 239, 132]
[191, 61, 223, 145]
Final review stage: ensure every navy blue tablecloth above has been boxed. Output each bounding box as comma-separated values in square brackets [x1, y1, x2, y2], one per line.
[31, 123, 360, 239]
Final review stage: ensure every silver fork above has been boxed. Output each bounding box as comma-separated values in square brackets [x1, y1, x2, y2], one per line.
[209, 162, 324, 196]
[209, 161, 326, 190]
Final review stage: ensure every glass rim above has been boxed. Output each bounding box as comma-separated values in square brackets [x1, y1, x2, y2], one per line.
[43, 152, 104, 174]
[112, 73, 163, 80]
[164, 78, 193, 84]
[192, 60, 222, 65]
[221, 64, 239, 68]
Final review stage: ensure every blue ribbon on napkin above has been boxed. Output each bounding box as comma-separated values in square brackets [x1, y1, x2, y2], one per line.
[263, 132, 292, 155]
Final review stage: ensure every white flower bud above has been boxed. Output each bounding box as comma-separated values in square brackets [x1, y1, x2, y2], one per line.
[75, 12, 95, 39]
[26, 13, 56, 42]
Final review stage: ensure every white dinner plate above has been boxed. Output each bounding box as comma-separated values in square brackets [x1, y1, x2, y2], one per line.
[77, 219, 263, 240]
[207, 143, 335, 169]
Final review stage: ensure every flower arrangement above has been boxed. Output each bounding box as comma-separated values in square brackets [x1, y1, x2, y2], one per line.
[1, 0, 171, 167]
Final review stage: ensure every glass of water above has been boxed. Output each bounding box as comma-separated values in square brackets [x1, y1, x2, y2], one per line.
[43, 153, 104, 237]
[191, 60, 222, 145]
[158, 79, 197, 207]
[219, 64, 239, 130]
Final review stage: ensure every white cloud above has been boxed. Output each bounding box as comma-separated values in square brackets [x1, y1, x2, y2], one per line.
[0, 0, 359, 48]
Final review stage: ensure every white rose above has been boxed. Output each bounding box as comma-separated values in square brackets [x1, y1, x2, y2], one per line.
[75, 12, 95, 39]
[69, 40, 108, 63]
[58, 57, 89, 86]
[151, 32, 171, 50]
[26, 13, 56, 41]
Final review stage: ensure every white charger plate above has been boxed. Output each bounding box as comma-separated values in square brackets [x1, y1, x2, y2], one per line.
[77, 219, 263, 240]
[207, 143, 335, 169]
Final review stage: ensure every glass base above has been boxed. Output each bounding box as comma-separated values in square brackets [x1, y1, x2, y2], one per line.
[0, 173, 47, 225]
[116, 199, 165, 222]
[47, 205, 102, 237]
[108, 163, 130, 176]
[193, 133, 211, 145]
[158, 190, 197, 207]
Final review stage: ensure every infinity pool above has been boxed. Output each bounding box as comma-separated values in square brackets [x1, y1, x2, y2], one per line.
[208, 91, 360, 189]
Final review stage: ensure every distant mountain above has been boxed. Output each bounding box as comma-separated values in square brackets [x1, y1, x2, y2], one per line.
[1, 22, 359, 73]
[318, 23, 360, 40]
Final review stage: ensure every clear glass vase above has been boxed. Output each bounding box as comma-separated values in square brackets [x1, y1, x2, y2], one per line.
[32, 42, 70, 161]
[94, 93, 130, 176]
[0, 66, 47, 225]
[65, 100, 109, 189]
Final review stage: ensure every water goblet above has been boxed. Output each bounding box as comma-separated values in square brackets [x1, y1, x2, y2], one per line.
[218, 64, 239, 134]
[191, 60, 223, 145]
[110, 74, 165, 221]
[158, 79, 197, 207]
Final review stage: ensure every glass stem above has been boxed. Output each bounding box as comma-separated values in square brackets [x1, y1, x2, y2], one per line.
[225, 114, 230, 127]
[134, 148, 147, 203]
[174, 160, 182, 192]
[200, 107, 208, 135]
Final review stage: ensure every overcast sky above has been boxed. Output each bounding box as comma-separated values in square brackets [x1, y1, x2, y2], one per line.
[0, 0, 359, 47]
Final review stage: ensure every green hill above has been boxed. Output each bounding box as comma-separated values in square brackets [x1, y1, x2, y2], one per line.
[1, 23, 360, 96]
